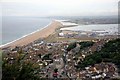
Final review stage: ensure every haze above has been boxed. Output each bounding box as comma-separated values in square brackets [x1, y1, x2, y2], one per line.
[1, 0, 119, 17]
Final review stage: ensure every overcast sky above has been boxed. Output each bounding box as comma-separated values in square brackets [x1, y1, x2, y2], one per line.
[1, 0, 119, 17]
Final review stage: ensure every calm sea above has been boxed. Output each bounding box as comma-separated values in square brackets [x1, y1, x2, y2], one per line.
[2, 16, 52, 45]
[1, 17, 118, 45]
[60, 24, 118, 35]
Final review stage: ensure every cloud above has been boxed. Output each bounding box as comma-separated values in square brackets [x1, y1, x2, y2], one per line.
[1, 0, 119, 16]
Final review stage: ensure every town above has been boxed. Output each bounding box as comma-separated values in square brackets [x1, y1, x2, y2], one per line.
[1, 19, 120, 80]
[2, 36, 120, 80]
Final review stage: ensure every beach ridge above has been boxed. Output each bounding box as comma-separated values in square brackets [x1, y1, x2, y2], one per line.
[0, 20, 62, 49]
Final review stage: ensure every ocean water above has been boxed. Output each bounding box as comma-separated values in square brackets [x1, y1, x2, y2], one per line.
[2, 16, 52, 45]
[1, 17, 118, 46]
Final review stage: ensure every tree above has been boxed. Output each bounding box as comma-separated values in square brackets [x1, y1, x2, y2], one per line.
[79, 41, 94, 50]
[2, 52, 40, 80]
[77, 39, 120, 70]
[66, 42, 76, 51]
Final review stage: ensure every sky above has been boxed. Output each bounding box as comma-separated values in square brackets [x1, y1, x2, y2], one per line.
[1, 0, 119, 17]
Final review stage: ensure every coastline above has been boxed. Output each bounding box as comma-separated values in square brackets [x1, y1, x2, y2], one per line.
[0, 20, 63, 49]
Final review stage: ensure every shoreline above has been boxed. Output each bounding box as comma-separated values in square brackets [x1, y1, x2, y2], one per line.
[0, 20, 63, 49]
[0, 21, 53, 48]
[1, 19, 118, 49]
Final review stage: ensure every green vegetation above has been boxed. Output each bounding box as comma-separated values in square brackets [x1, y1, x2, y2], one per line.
[2, 52, 41, 80]
[79, 41, 94, 50]
[42, 53, 52, 60]
[66, 42, 76, 51]
[0, 50, 2, 67]
[77, 39, 120, 71]
[66, 41, 94, 52]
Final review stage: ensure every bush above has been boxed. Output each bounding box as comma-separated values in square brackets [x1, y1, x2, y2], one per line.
[66, 42, 76, 51]
[77, 39, 120, 69]
[2, 52, 40, 80]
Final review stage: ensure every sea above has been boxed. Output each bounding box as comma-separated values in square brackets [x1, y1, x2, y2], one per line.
[1, 16, 52, 45]
[1, 16, 118, 46]
[60, 24, 118, 34]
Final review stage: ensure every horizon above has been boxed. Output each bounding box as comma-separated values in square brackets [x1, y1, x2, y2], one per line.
[2, 15, 118, 19]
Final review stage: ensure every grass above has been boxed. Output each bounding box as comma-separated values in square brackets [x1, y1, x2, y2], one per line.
[0, 50, 2, 68]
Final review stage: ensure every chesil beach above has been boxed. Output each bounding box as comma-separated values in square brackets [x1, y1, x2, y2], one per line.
[1, 18, 118, 49]
[2, 0, 120, 79]
[0, 20, 63, 48]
